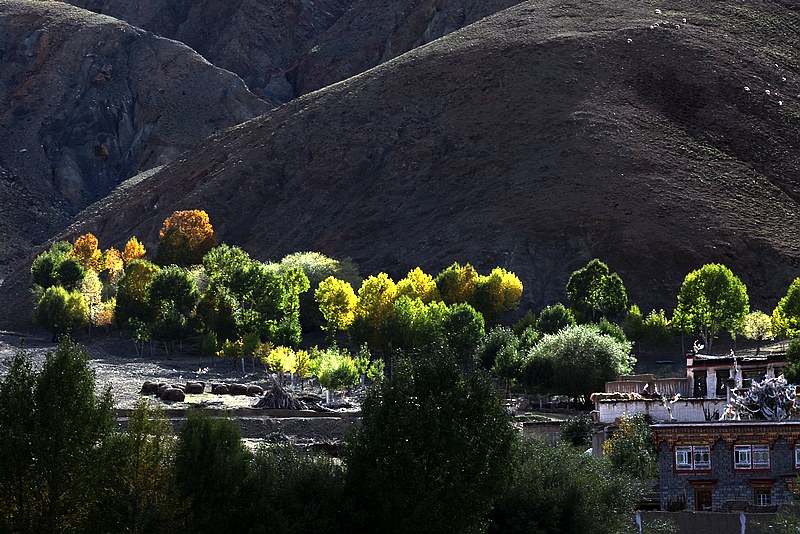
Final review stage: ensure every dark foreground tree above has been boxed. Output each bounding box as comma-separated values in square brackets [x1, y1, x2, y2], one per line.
[0, 339, 114, 533]
[174, 411, 251, 533]
[345, 348, 516, 534]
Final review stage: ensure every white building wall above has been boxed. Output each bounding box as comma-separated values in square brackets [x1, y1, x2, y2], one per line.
[597, 398, 729, 423]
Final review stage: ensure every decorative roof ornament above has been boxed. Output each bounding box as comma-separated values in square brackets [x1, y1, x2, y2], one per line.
[723, 375, 800, 421]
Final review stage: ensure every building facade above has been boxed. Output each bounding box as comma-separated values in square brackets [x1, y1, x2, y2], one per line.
[652, 422, 800, 512]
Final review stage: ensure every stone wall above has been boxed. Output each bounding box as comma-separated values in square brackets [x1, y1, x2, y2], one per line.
[598, 398, 728, 423]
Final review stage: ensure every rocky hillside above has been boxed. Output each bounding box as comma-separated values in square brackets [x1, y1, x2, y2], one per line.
[0, 0, 268, 276]
[66, 0, 524, 105]
[3, 0, 800, 328]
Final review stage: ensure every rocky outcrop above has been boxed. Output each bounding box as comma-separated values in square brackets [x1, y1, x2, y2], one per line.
[0, 0, 268, 275]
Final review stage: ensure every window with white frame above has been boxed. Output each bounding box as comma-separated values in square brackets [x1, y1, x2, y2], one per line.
[675, 445, 711, 470]
[734, 444, 770, 469]
[734, 445, 752, 469]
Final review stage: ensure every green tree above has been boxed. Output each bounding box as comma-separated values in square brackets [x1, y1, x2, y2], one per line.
[743, 311, 774, 353]
[488, 439, 638, 534]
[566, 259, 628, 323]
[92, 400, 180, 532]
[0, 352, 37, 532]
[672, 263, 749, 354]
[643, 309, 672, 346]
[536, 303, 576, 334]
[174, 411, 251, 533]
[603, 413, 657, 480]
[116, 260, 161, 325]
[30, 241, 72, 289]
[442, 302, 485, 367]
[345, 349, 516, 534]
[56, 257, 87, 291]
[773, 278, 800, 340]
[435, 262, 478, 305]
[785, 340, 800, 384]
[147, 265, 199, 317]
[34, 286, 89, 340]
[277, 251, 361, 329]
[35, 339, 114, 532]
[622, 304, 645, 348]
[202, 244, 251, 290]
[525, 324, 634, 402]
[475, 327, 520, 372]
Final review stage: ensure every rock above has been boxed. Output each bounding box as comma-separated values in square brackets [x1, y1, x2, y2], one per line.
[170, 384, 186, 391]
[212, 384, 229, 395]
[185, 382, 204, 394]
[140, 381, 157, 394]
[247, 385, 264, 396]
[229, 384, 249, 396]
[160, 388, 186, 402]
[157, 383, 170, 397]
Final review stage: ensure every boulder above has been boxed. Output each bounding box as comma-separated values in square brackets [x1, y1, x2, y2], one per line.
[161, 388, 186, 402]
[229, 383, 249, 396]
[140, 381, 157, 394]
[212, 384, 229, 395]
[185, 382, 204, 394]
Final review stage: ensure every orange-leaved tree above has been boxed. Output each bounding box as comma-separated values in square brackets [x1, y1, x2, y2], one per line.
[154, 210, 216, 266]
[70, 233, 103, 272]
[104, 247, 124, 284]
[122, 237, 146, 265]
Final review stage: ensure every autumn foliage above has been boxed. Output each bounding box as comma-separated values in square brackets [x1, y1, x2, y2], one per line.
[70, 233, 103, 272]
[155, 210, 216, 266]
[122, 237, 146, 265]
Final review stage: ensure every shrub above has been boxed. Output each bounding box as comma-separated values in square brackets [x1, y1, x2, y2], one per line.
[560, 414, 593, 447]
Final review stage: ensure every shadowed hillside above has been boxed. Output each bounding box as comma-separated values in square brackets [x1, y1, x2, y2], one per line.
[3, 0, 800, 329]
[66, 0, 524, 105]
[0, 0, 268, 276]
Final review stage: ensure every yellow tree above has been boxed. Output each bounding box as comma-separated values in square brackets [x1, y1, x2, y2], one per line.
[70, 233, 103, 272]
[350, 273, 398, 349]
[396, 267, 440, 303]
[474, 268, 524, 324]
[435, 262, 478, 305]
[315, 277, 357, 336]
[154, 210, 216, 266]
[122, 237, 146, 265]
[104, 247, 124, 284]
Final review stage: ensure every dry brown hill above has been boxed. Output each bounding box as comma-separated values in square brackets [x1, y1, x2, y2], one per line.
[3, 0, 800, 328]
[0, 0, 268, 276]
[65, 0, 524, 105]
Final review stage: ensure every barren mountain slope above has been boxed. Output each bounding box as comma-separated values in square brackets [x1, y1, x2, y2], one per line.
[0, 0, 268, 276]
[3, 0, 800, 328]
[66, 0, 524, 105]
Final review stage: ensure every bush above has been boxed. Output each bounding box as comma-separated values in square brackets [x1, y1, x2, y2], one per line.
[242, 445, 346, 534]
[488, 439, 638, 534]
[560, 414, 593, 447]
[603, 413, 657, 480]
